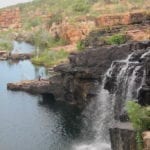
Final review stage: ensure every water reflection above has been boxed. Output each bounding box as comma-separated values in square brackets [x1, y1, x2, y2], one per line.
[0, 60, 84, 150]
[38, 96, 84, 148]
[11, 41, 35, 54]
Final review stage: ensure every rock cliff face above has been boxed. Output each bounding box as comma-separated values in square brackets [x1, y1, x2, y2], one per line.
[7, 41, 150, 150]
[7, 41, 150, 108]
[108, 41, 150, 150]
[0, 8, 21, 29]
[52, 41, 150, 106]
[53, 40, 150, 150]
[49, 11, 149, 44]
[138, 57, 150, 105]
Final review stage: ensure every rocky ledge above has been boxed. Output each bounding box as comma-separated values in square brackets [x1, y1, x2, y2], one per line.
[0, 51, 34, 60]
[7, 79, 50, 94]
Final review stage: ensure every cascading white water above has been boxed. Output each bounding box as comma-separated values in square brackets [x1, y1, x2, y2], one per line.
[126, 66, 141, 100]
[72, 48, 150, 150]
[72, 65, 115, 150]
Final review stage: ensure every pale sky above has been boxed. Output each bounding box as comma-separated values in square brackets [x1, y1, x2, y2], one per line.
[0, 0, 33, 8]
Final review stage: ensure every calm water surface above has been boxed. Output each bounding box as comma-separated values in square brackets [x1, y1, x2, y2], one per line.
[12, 41, 35, 54]
[0, 40, 85, 150]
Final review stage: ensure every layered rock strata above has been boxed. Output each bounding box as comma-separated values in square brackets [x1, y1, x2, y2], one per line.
[0, 8, 21, 29]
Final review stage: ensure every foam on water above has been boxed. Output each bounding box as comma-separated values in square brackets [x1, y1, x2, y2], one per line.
[73, 143, 111, 150]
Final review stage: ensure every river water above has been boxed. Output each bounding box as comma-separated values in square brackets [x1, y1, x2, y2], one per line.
[0, 42, 85, 150]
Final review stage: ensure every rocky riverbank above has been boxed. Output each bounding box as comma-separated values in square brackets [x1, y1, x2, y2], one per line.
[0, 50, 34, 60]
[7, 79, 50, 94]
[7, 40, 150, 150]
[7, 40, 150, 105]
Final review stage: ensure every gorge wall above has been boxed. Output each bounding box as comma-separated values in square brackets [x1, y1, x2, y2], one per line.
[49, 11, 149, 44]
[49, 41, 150, 106]
[0, 8, 21, 29]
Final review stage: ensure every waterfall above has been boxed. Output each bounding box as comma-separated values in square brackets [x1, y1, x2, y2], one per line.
[72, 47, 150, 150]
[72, 65, 114, 150]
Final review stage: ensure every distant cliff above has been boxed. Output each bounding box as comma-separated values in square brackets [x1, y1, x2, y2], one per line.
[0, 8, 21, 29]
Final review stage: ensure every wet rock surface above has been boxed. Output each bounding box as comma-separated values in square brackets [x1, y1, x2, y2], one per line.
[109, 41, 150, 150]
[138, 50, 150, 106]
[109, 122, 137, 150]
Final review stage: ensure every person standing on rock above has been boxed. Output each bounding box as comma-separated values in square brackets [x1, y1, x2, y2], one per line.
[38, 75, 41, 81]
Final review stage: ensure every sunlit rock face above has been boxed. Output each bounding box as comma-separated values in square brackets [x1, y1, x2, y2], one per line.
[143, 131, 150, 150]
[0, 8, 21, 29]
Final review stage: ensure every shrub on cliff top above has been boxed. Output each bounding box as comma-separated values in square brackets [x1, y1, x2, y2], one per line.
[105, 34, 127, 45]
[72, 0, 90, 13]
[76, 40, 85, 51]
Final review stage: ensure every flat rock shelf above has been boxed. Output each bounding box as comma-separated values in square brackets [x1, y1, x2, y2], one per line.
[7, 80, 50, 94]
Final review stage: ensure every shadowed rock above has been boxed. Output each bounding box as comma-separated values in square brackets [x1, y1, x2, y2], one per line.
[109, 122, 137, 150]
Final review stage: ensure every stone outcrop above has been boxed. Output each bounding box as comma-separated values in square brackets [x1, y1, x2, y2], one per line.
[0, 51, 34, 60]
[0, 8, 21, 29]
[9, 53, 34, 60]
[95, 11, 147, 27]
[49, 18, 95, 44]
[49, 11, 149, 44]
[109, 122, 137, 150]
[142, 131, 150, 150]
[0, 50, 8, 60]
[7, 80, 50, 94]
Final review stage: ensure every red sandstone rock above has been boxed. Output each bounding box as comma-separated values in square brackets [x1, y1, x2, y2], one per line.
[142, 131, 150, 150]
[0, 8, 21, 29]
